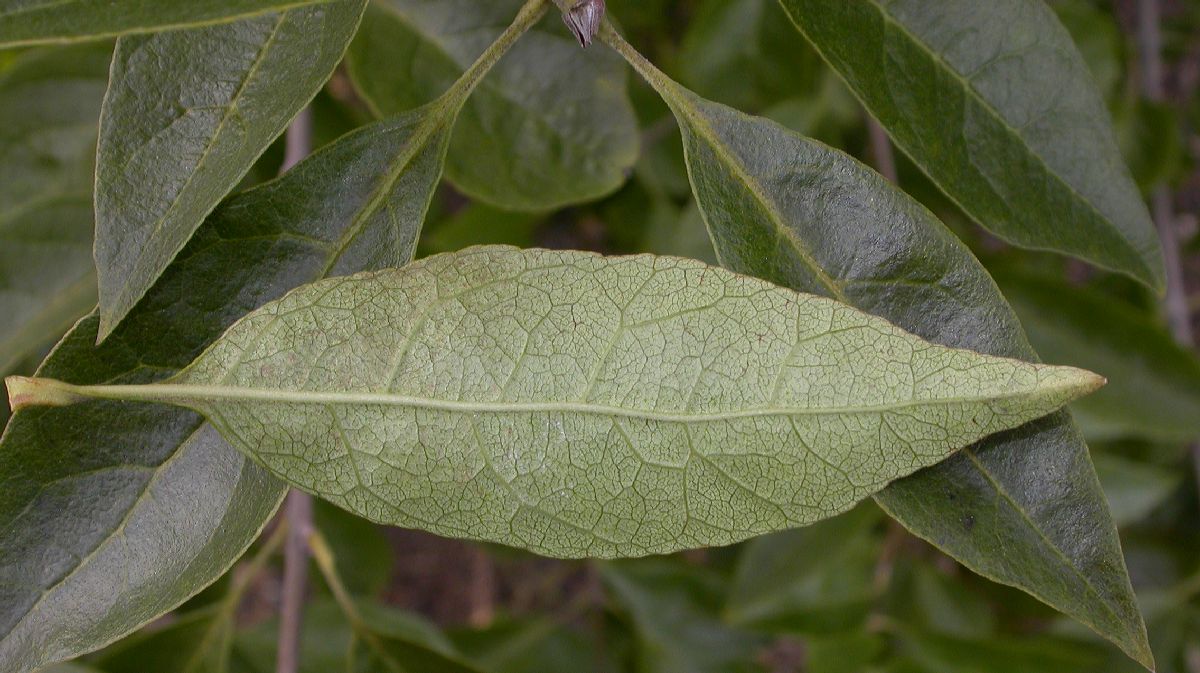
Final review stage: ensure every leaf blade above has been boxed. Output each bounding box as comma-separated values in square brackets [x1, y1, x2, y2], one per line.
[0, 43, 110, 375]
[14, 246, 1102, 559]
[600, 30, 1153, 668]
[93, 0, 366, 341]
[777, 0, 1165, 290]
[346, 0, 639, 211]
[0, 100, 467, 673]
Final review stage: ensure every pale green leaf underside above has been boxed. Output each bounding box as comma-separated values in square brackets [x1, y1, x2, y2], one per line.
[0, 0, 332, 47]
[21, 246, 1102, 558]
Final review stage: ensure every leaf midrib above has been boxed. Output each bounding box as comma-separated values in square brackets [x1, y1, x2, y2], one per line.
[798, 0, 1154, 282]
[0, 1, 331, 47]
[83, 380, 1077, 422]
[104, 11, 289, 317]
[365, 1, 602, 171]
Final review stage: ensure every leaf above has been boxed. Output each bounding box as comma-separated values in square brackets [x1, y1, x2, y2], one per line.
[0, 0, 333, 47]
[92, 0, 366, 341]
[346, 0, 639, 211]
[0, 43, 110, 374]
[994, 268, 1200, 443]
[92, 526, 282, 673]
[777, 0, 1165, 290]
[0, 76, 513, 672]
[726, 503, 881, 633]
[419, 203, 542, 257]
[314, 500, 394, 597]
[306, 532, 486, 673]
[678, 0, 826, 112]
[894, 628, 1107, 673]
[1093, 453, 1181, 528]
[602, 559, 768, 673]
[232, 600, 358, 673]
[886, 559, 997, 639]
[0, 0, 548, 659]
[600, 30, 1153, 668]
[12, 246, 1102, 558]
[0, 198, 96, 375]
[452, 619, 618, 673]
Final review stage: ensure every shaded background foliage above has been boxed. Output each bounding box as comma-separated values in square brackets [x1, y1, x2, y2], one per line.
[1, 0, 1198, 671]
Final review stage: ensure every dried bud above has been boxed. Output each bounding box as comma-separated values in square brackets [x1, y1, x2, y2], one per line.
[563, 0, 605, 48]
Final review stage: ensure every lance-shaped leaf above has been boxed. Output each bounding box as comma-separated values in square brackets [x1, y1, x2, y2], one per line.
[995, 268, 1200, 443]
[0, 3, 554, 668]
[346, 0, 638, 211]
[0, 43, 110, 377]
[93, 0, 366, 341]
[599, 29, 1152, 668]
[775, 0, 1164, 290]
[10, 246, 1101, 558]
[0, 0, 333, 47]
[602, 559, 768, 673]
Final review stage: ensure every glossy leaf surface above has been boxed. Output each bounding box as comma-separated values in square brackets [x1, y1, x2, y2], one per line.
[347, 0, 638, 211]
[14, 246, 1102, 558]
[0, 44, 109, 374]
[93, 0, 366, 340]
[778, 0, 1165, 289]
[0, 0, 332, 47]
[602, 32, 1152, 667]
[0, 100, 477, 673]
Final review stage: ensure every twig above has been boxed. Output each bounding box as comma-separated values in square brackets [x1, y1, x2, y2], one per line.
[1137, 0, 1200, 495]
[275, 108, 314, 673]
[866, 117, 898, 184]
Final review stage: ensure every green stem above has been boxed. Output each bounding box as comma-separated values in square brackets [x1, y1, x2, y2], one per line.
[598, 23, 677, 100]
[309, 530, 401, 671]
[437, 0, 549, 111]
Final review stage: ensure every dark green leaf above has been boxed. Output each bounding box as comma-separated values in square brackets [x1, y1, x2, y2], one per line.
[0, 43, 109, 374]
[1093, 453, 1181, 528]
[805, 631, 887, 673]
[678, 0, 824, 112]
[778, 0, 1165, 289]
[1114, 98, 1185, 193]
[93, 0, 366, 340]
[419, 203, 542, 257]
[346, 0, 639, 211]
[0, 0, 333, 47]
[0, 89, 502, 672]
[2, 0, 545, 667]
[314, 500, 393, 597]
[453, 619, 618, 673]
[895, 629, 1107, 673]
[995, 268, 1200, 443]
[886, 560, 997, 639]
[603, 559, 768, 673]
[726, 504, 880, 633]
[233, 601, 356, 673]
[94, 606, 235, 673]
[1050, 0, 1124, 100]
[640, 201, 717, 265]
[602, 31, 1151, 668]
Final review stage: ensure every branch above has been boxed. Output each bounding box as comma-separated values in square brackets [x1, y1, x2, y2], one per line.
[866, 117, 898, 184]
[1137, 0, 1200, 495]
[276, 108, 314, 673]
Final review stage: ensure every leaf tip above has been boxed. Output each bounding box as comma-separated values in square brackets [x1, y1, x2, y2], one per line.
[5, 376, 87, 411]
